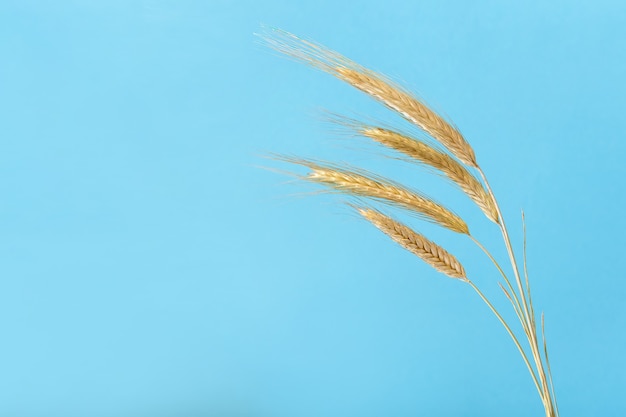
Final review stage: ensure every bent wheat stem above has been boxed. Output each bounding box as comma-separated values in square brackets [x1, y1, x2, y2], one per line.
[469, 235, 527, 331]
[478, 167, 556, 416]
[542, 314, 560, 417]
[477, 167, 530, 326]
[523, 210, 536, 328]
[465, 279, 544, 402]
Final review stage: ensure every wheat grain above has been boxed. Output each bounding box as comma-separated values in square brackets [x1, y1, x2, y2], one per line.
[358, 208, 466, 279]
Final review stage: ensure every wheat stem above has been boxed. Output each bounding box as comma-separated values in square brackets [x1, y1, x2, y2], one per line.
[465, 279, 544, 402]
[469, 236, 527, 332]
[477, 167, 531, 326]
[542, 314, 560, 417]
[522, 210, 536, 329]
[477, 167, 555, 416]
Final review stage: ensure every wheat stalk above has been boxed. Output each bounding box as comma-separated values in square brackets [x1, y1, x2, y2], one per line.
[261, 28, 559, 417]
[358, 208, 466, 279]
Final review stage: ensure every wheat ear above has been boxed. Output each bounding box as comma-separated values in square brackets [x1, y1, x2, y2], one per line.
[358, 126, 498, 223]
[259, 28, 477, 167]
[358, 208, 466, 279]
[286, 159, 469, 234]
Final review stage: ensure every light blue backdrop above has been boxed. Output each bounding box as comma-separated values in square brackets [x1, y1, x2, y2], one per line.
[1, 1, 625, 416]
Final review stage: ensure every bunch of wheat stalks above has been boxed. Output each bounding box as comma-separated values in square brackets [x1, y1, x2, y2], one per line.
[261, 28, 559, 417]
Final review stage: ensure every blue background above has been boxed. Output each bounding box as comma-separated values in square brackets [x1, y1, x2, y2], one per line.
[1, 1, 625, 416]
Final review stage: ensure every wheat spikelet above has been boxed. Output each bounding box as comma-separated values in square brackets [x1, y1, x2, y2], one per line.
[359, 126, 498, 223]
[295, 161, 469, 234]
[259, 28, 477, 167]
[358, 208, 466, 279]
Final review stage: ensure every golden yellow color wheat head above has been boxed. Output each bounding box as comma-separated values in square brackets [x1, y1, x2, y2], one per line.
[260, 28, 477, 167]
[358, 208, 466, 279]
[335, 68, 477, 167]
[288, 159, 469, 234]
[359, 126, 498, 223]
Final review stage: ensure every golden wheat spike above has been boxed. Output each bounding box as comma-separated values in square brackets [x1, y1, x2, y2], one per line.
[359, 126, 498, 223]
[290, 159, 469, 234]
[358, 208, 466, 279]
[260, 28, 477, 167]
